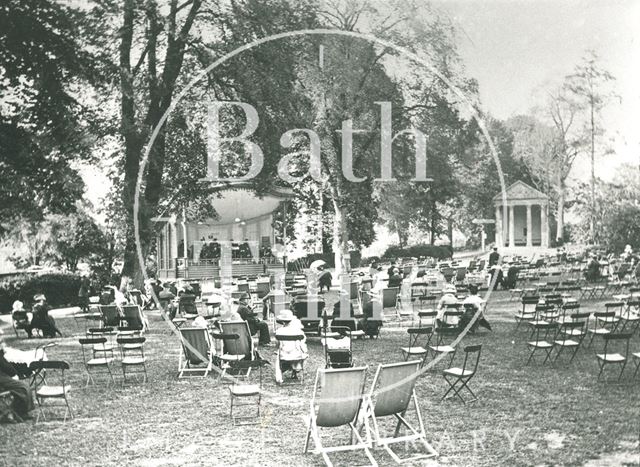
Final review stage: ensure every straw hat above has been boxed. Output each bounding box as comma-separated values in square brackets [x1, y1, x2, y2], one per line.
[12, 300, 24, 312]
[277, 309, 295, 322]
[34, 293, 46, 302]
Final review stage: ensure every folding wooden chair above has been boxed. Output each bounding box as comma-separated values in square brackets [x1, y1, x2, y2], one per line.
[587, 311, 620, 348]
[526, 322, 557, 365]
[514, 296, 540, 331]
[177, 327, 214, 378]
[632, 351, 640, 379]
[618, 300, 640, 336]
[79, 336, 115, 387]
[304, 366, 376, 467]
[229, 360, 267, 425]
[441, 344, 482, 404]
[552, 321, 587, 364]
[365, 361, 438, 463]
[428, 326, 459, 367]
[29, 360, 73, 424]
[400, 327, 432, 366]
[117, 336, 147, 385]
[596, 333, 632, 381]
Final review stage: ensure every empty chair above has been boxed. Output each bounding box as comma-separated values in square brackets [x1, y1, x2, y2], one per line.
[117, 336, 147, 384]
[381, 287, 400, 315]
[218, 320, 255, 361]
[526, 322, 557, 365]
[428, 326, 459, 367]
[587, 311, 620, 348]
[303, 366, 375, 467]
[29, 360, 73, 424]
[400, 328, 432, 366]
[79, 336, 115, 387]
[229, 360, 267, 425]
[514, 296, 540, 331]
[365, 361, 438, 463]
[596, 333, 632, 381]
[177, 327, 215, 378]
[552, 320, 587, 364]
[442, 345, 482, 404]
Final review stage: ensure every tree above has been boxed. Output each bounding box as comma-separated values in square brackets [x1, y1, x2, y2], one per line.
[47, 211, 107, 271]
[508, 87, 584, 243]
[564, 51, 617, 243]
[0, 0, 104, 231]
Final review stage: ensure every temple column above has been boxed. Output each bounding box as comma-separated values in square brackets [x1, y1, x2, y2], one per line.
[541, 203, 549, 248]
[495, 205, 503, 247]
[508, 205, 515, 247]
[526, 204, 533, 247]
[170, 220, 178, 266]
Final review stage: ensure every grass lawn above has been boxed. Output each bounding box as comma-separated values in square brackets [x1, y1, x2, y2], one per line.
[1, 290, 639, 466]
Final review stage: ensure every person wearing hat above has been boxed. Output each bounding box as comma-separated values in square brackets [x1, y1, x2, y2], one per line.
[387, 268, 403, 288]
[30, 294, 62, 338]
[436, 284, 459, 326]
[11, 301, 32, 338]
[0, 329, 35, 420]
[275, 309, 307, 379]
[235, 293, 271, 346]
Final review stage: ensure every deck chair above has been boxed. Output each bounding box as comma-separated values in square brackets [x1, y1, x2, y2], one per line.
[442, 345, 482, 404]
[29, 360, 73, 424]
[304, 366, 376, 467]
[121, 304, 147, 331]
[596, 333, 632, 381]
[400, 328, 432, 366]
[526, 322, 557, 365]
[100, 305, 122, 327]
[365, 361, 437, 463]
[177, 327, 214, 378]
[218, 321, 255, 378]
[381, 287, 400, 316]
[324, 326, 353, 369]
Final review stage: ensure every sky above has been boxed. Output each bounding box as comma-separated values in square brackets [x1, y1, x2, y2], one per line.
[431, 0, 640, 180]
[80, 0, 640, 210]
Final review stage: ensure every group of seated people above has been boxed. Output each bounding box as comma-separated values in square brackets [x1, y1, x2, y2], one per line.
[198, 239, 255, 261]
[12, 295, 63, 339]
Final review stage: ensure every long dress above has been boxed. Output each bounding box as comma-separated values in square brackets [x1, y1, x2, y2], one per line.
[0, 349, 34, 418]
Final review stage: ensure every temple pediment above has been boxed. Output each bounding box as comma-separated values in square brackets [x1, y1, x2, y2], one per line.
[493, 181, 548, 204]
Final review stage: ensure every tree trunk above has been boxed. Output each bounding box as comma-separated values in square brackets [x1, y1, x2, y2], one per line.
[395, 220, 406, 249]
[556, 184, 565, 242]
[332, 197, 350, 279]
[447, 217, 453, 247]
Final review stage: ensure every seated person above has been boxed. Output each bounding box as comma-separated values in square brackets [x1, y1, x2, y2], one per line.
[332, 292, 355, 319]
[0, 332, 35, 421]
[387, 268, 403, 288]
[11, 301, 31, 338]
[235, 293, 271, 346]
[358, 300, 383, 337]
[275, 309, 308, 379]
[460, 284, 492, 332]
[30, 294, 62, 338]
[158, 285, 177, 319]
[436, 285, 459, 328]
[585, 256, 601, 282]
[318, 267, 333, 292]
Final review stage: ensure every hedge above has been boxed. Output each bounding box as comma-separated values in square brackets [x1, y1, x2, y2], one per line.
[0, 273, 82, 312]
[382, 244, 453, 260]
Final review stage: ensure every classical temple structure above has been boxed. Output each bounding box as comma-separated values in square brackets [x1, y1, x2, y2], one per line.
[154, 182, 294, 279]
[493, 181, 550, 248]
